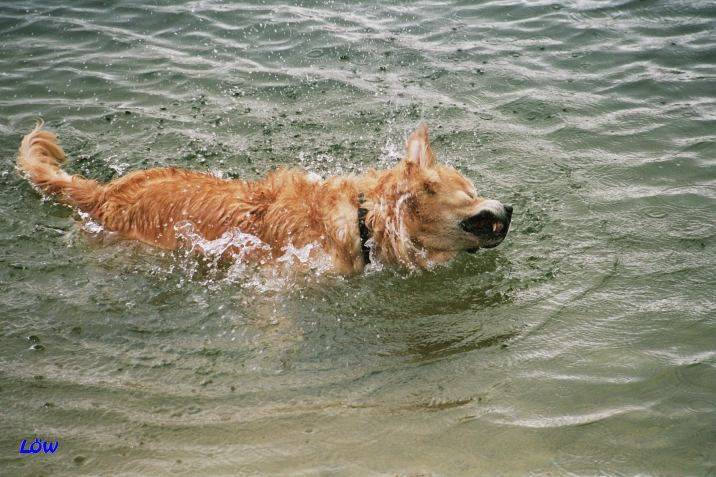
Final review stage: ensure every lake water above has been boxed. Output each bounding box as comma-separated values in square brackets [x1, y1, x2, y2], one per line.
[1, 1, 714, 475]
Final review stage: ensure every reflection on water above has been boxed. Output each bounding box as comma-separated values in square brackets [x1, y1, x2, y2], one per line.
[1, 0, 714, 475]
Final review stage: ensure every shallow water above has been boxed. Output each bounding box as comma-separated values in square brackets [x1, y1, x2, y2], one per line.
[1, 1, 715, 475]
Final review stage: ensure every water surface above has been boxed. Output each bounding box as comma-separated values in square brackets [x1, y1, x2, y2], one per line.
[0, 1, 714, 475]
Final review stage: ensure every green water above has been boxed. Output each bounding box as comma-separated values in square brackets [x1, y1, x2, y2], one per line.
[1, 1, 714, 475]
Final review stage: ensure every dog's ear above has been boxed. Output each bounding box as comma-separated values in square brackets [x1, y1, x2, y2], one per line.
[405, 123, 436, 168]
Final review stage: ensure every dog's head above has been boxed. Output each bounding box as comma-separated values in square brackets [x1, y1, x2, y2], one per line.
[386, 124, 512, 262]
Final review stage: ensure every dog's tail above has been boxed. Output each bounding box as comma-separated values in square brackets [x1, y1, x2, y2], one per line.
[17, 121, 104, 213]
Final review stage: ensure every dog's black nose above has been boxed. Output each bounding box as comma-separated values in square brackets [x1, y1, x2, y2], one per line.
[460, 208, 511, 238]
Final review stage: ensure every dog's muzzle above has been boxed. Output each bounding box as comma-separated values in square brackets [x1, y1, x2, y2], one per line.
[461, 203, 513, 252]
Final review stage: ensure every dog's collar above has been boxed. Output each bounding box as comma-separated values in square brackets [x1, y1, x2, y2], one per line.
[357, 193, 371, 265]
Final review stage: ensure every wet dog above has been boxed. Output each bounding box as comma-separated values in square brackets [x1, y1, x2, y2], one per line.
[17, 123, 512, 275]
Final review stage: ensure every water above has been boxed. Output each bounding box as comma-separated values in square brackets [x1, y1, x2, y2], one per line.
[1, 1, 714, 475]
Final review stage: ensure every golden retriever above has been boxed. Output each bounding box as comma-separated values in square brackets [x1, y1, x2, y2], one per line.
[17, 122, 512, 275]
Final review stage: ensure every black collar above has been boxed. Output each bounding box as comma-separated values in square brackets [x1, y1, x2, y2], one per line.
[357, 193, 371, 264]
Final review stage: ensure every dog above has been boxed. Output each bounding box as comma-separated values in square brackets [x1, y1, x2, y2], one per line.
[17, 122, 512, 275]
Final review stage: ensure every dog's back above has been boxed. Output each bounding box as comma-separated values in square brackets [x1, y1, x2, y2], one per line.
[17, 125, 365, 273]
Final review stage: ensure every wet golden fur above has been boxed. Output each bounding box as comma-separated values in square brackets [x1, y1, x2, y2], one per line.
[17, 122, 501, 275]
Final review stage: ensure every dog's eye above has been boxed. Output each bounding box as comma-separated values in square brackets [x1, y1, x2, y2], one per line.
[456, 191, 473, 202]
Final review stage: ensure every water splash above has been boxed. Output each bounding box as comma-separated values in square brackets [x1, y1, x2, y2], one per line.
[170, 221, 339, 292]
[174, 221, 269, 261]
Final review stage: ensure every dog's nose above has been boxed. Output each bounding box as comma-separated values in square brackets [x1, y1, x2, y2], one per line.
[460, 208, 511, 237]
[504, 204, 513, 217]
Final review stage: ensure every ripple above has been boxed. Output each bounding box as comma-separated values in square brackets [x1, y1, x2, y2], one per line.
[489, 404, 652, 429]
